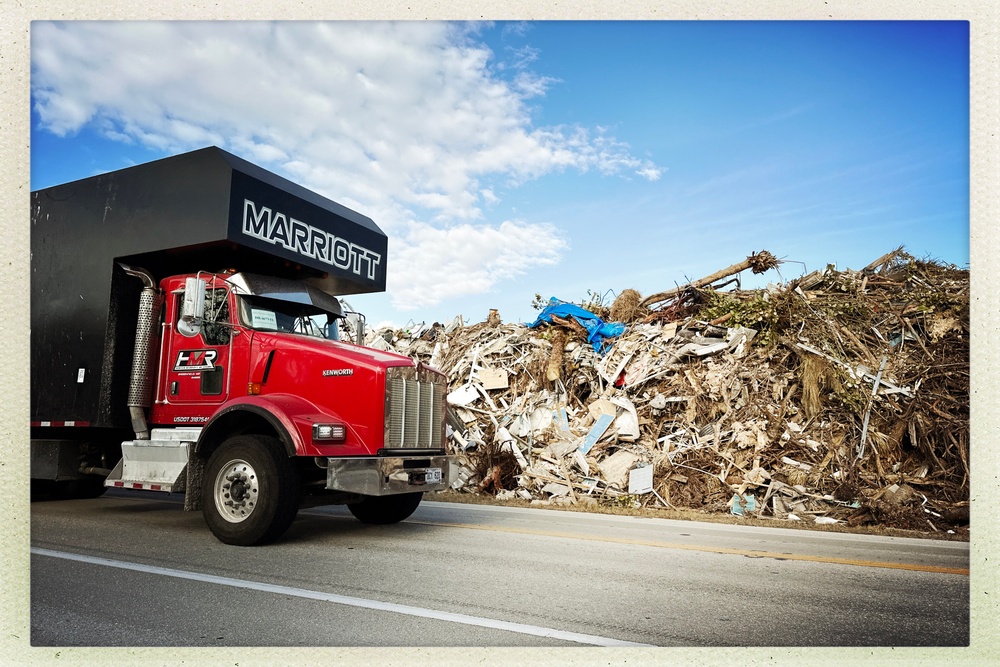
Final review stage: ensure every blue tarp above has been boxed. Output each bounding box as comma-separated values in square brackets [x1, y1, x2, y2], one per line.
[527, 297, 626, 353]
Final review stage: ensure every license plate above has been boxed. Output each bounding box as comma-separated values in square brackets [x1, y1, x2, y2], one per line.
[422, 468, 442, 484]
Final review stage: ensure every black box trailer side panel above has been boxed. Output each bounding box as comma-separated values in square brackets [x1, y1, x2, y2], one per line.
[31, 147, 387, 428]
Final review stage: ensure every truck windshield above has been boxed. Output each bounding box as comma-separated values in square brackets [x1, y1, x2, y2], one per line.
[236, 295, 341, 340]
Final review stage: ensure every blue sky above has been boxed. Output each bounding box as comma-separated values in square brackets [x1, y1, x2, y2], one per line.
[30, 20, 970, 328]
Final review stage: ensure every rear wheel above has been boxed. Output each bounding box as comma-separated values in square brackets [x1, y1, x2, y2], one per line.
[201, 435, 299, 546]
[347, 492, 423, 524]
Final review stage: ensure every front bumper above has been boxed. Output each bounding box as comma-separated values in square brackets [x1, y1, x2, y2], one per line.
[325, 454, 455, 496]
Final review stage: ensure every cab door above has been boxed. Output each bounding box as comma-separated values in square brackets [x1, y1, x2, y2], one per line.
[162, 286, 233, 412]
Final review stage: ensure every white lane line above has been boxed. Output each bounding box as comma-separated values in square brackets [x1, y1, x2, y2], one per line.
[31, 547, 653, 647]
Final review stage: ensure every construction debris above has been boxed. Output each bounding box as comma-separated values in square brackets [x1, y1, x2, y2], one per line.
[641, 250, 780, 309]
[369, 248, 969, 532]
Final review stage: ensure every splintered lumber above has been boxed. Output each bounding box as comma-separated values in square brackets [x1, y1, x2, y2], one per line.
[546, 329, 567, 382]
[641, 250, 780, 308]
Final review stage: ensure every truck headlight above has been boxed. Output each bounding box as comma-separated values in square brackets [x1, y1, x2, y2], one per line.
[313, 423, 347, 442]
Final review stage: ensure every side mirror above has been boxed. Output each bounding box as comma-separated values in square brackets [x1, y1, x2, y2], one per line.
[340, 310, 365, 347]
[342, 311, 366, 346]
[177, 277, 206, 337]
[354, 313, 366, 346]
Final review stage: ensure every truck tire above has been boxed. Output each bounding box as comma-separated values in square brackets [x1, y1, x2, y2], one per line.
[201, 435, 299, 546]
[347, 492, 423, 525]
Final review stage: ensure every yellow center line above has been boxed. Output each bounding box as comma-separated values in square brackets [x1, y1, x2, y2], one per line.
[409, 520, 969, 576]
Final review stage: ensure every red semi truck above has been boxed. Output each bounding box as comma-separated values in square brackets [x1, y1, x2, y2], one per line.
[30, 147, 454, 545]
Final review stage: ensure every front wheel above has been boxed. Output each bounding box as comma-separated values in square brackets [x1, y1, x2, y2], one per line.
[347, 492, 423, 524]
[201, 435, 299, 546]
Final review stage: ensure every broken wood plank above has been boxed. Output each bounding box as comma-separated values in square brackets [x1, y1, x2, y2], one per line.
[478, 367, 510, 390]
[641, 250, 780, 308]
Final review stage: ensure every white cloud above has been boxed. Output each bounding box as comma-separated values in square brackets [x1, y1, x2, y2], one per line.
[480, 188, 500, 206]
[31, 20, 659, 310]
[513, 70, 557, 98]
[390, 220, 568, 310]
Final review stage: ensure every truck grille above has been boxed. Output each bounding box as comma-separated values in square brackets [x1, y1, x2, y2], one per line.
[384, 366, 446, 450]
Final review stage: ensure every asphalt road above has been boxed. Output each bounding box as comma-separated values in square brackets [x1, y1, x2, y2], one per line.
[30, 490, 969, 647]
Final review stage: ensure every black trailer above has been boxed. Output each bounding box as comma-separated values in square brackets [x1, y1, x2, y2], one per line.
[31, 147, 388, 482]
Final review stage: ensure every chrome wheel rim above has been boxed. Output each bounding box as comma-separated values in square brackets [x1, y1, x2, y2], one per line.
[213, 458, 259, 523]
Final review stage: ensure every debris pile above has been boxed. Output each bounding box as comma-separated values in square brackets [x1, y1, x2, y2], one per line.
[368, 248, 969, 532]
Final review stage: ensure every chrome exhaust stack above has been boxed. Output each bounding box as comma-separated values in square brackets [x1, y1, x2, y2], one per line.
[119, 264, 163, 440]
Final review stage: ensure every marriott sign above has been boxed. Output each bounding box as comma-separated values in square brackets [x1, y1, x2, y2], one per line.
[242, 199, 382, 281]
